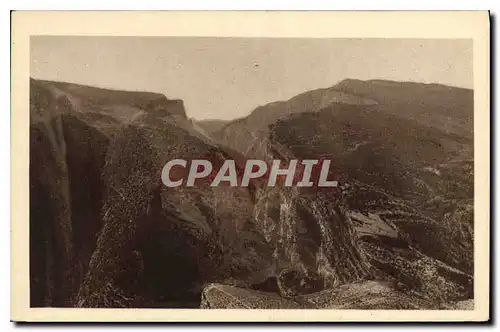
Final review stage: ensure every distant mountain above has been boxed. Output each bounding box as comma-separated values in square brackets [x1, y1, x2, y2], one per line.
[214, 79, 472, 160]
[212, 86, 378, 160]
[29, 78, 474, 310]
[333, 79, 473, 138]
[194, 119, 230, 135]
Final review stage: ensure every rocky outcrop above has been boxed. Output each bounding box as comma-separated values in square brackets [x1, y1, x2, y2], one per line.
[29, 79, 210, 307]
[200, 283, 301, 309]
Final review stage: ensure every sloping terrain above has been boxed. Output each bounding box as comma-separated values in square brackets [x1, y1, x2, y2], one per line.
[29, 78, 473, 309]
[205, 79, 474, 308]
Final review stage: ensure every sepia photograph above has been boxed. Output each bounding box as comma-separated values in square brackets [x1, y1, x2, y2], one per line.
[11, 11, 490, 322]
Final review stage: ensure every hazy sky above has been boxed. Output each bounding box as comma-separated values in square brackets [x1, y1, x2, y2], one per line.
[31, 37, 472, 120]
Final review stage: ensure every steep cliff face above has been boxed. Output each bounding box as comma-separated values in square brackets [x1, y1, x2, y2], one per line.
[252, 185, 373, 292]
[30, 79, 274, 307]
[30, 80, 113, 306]
[29, 79, 199, 306]
[75, 120, 278, 307]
